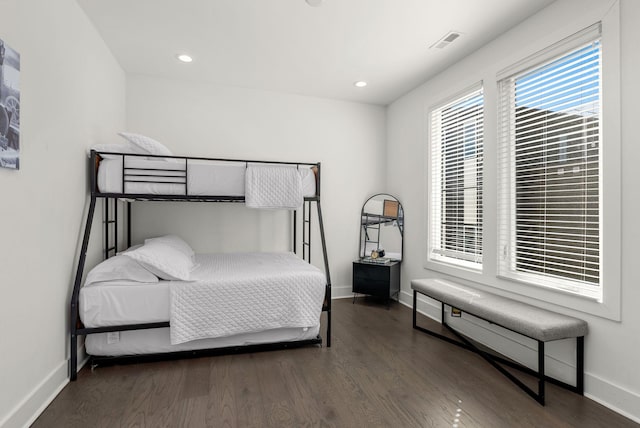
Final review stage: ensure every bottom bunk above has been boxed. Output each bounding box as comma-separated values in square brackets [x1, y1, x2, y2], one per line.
[76, 242, 329, 370]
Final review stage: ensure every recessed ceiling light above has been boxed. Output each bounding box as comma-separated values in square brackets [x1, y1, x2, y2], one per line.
[354, 81, 367, 88]
[176, 54, 193, 63]
[306, 0, 323, 6]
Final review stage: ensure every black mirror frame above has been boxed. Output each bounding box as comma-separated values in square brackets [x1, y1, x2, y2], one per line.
[359, 193, 404, 260]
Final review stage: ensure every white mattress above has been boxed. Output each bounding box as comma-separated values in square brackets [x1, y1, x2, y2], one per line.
[85, 325, 320, 357]
[97, 157, 316, 197]
[80, 280, 170, 328]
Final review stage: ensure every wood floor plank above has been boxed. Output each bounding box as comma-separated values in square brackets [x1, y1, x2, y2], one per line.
[255, 350, 302, 426]
[227, 353, 267, 427]
[33, 299, 639, 428]
[175, 395, 209, 428]
[204, 354, 239, 427]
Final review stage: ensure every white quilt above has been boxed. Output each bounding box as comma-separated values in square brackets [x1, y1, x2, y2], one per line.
[245, 165, 304, 210]
[169, 252, 326, 345]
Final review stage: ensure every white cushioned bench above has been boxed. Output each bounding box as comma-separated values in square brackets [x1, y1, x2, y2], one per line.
[411, 278, 587, 405]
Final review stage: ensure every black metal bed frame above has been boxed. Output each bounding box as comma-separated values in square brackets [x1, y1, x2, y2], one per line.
[412, 290, 584, 406]
[70, 150, 332, 381]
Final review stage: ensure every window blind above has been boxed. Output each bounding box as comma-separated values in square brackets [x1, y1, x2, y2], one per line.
[497, 30, 601, 297]
[429, 87, 484, 268]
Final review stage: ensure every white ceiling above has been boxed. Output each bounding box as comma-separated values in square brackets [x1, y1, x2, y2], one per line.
[77, 0, 556, 106]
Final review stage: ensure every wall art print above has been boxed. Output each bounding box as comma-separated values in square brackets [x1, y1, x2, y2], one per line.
[0, 37, 20, 170]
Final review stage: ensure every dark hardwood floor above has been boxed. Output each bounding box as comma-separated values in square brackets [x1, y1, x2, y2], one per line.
[35, 299, 638, 427]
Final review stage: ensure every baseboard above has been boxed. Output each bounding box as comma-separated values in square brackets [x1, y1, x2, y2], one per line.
[76, 340, 89, 373]
[403, 289, 640, 423]
[0, 343, 90, 428]
[585, 374, 640, 424]
[331, 285, 353, 300]
[0, 361, 68, 428]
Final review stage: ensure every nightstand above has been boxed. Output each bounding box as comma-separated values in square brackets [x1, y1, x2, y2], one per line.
[352, 260, 400, 304]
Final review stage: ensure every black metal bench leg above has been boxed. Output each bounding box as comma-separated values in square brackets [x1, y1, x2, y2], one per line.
[412, 290, 417, 328]
[538, 340, 545, 405]
[577, 336, 584, 394]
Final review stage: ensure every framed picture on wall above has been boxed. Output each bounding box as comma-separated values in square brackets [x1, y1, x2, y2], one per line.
[0, 37, 20, 170]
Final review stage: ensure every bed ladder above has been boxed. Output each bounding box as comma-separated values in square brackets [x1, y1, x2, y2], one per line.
[102, 197, 132, 258]
[103, 197, 117, 259]
[302, 200, 312, 263]
[70, 195, 97, 381]
[294, 198, 332, 347]
[70, 195, 132, 380]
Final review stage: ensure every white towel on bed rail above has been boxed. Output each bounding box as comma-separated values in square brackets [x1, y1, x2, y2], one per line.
[245, 165, 304, 209]
[169, 252, 326, 345]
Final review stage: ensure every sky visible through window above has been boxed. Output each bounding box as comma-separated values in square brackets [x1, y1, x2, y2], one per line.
[515, 42, 600, 117]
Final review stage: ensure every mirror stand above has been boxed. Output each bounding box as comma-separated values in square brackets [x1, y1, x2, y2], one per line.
[352, 194, 404, 306]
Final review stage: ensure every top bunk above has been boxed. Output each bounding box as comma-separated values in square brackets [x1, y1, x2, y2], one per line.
[89, 149, 321, 204]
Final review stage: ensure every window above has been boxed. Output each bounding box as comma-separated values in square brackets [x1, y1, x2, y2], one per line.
[429, 86, 484, 269]
[497, 25, 601, 299]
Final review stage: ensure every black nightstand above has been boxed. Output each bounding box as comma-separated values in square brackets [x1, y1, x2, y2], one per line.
[352, 260, 400, 304]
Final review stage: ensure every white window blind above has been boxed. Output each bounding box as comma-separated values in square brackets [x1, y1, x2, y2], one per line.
[497, 25, 601, 298]
[429, 86, 484, 269]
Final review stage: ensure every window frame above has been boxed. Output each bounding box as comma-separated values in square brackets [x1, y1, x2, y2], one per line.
[427, 84, 485, 272]
[498, 17, 619, 321]
[497, 26, 603, 301]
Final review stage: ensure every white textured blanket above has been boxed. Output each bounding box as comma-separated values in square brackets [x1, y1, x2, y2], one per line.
[245, 165, 303, 210]
[169, 252, 326, 344]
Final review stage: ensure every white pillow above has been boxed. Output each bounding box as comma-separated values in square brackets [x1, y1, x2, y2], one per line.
[89, 143, 146, 160]
[116, 244, 143, 256]
[118, 132, 174, 159]
[145, 235, 195, 262]
[84, 255, 159, 286]
[123, 240, 194, 281]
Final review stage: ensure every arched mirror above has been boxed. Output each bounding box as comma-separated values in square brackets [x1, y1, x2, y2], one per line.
[359, 193, 404, 261]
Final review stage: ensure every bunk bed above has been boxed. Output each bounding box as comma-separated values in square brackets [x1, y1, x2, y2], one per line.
[70, 150, 332, 381]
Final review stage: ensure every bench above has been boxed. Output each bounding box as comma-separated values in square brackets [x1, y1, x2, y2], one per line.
[411, 278, 588, 405]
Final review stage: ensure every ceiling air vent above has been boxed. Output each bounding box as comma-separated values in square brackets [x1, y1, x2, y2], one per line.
[430, 31, 461, 49]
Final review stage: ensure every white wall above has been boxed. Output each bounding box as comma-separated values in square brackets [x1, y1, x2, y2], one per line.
[0, 1, 125, 427]
[387, 0, 640, 421]
[6, 0, 637, 424]
[125, 75, 387, 296]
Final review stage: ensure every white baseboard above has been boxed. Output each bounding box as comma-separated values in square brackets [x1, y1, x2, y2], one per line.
[0, 343, 89, 428]
[0, 361, 68, 428]
[76, 341, 89, 373]
[403, 289, 640, 423]
[585, 375, 640, 424]
[331, 285, 353, 300]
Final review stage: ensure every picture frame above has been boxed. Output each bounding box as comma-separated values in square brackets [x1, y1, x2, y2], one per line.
[0, 37, 20, 170]
[383, 199, 399, 218]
